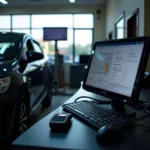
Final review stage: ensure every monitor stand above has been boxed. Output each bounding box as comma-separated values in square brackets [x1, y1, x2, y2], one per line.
[101, 99, 136, 118]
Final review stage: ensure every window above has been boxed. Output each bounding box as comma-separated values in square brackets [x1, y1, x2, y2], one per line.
[12, 29, 30, 34]
[0, 14, 94, 62]
[12, 15, 31, 35]
[31, 14, 93, 62]
[115, 12, 125, 39]
[31, 29, 55, 56]
[32, 41, 43, 53]
[31, 14, 73, 28]
[31, 29, 43, 41]
[0, 29, 10, 32]
[58, 29, 73, 62]
[0, 34, 19, 60]
[12, 15, 30, 28]
[75, 30, 92, 62]
[26, 40, 34, 51]
[0, 15, 11, 29]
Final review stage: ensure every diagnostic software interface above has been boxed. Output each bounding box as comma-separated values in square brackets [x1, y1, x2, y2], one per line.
[85, 42, 144, 97]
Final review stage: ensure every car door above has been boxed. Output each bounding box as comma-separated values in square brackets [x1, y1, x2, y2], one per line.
[20, 38, 34, 108]
[22, 39, 42, 108]
[28, 39, 47, 108]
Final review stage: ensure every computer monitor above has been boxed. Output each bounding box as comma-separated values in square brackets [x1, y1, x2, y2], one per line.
[43, 27, 67, 41]
[83, 37, 150, 109]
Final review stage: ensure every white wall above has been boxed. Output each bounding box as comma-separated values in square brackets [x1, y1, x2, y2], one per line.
[0, 5, 106, 84]
[143, 0, 150, 71]
[105, 0, 144, 39]
[144, 0, 150, 36]
[105, 0, 150, 72]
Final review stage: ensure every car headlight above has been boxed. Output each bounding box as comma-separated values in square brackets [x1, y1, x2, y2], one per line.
[0, 77, 11, 94]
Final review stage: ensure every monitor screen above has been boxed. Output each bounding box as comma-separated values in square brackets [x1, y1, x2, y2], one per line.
[43, 27, 67, 41]
[83, 38, 150, 105]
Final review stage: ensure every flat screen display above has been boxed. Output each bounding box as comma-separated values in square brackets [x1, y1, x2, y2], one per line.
[43, 27, 67, 41]
[85, 42, 144, 97]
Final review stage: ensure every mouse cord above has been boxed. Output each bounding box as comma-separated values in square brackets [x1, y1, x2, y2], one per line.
[74, 96, 111, 104]
[74, 97, 150, 128]
[135, 100, 149, 109]
[135, 101, 149, 121]
[135, 123, 150, 129]
[134, 101, 150, 129]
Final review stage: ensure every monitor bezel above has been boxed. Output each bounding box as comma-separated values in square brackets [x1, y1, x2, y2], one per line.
[83, 37, 150, 105]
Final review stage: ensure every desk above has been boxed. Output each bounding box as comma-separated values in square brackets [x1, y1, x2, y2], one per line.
[12, 87, 150, 150]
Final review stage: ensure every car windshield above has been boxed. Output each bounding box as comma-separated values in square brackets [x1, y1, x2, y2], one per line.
[0, 34, 19, 60]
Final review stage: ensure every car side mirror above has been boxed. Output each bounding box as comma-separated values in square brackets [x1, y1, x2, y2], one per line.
[26, 51, 44, 63]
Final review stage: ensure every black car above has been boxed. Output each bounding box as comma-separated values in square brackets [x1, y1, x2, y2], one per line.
[0, 32, 53, 145]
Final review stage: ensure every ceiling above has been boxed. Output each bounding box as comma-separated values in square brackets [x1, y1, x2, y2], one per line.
[2, 0, 106, 6]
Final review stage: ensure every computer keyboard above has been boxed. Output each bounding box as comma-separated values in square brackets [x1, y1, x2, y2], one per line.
[62, 101, 135, 129]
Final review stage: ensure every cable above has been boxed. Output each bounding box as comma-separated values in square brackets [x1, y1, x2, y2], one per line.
[134, 101, 150, 129]
[136, 100, 149, 109]
[74, 96, 150, 120]
[74, 96, 111, 104]
[135, 101, 149, 121]
[73, 96, 150, 129]
[135, 123, 150, 129]
[146, 106, 150, 114]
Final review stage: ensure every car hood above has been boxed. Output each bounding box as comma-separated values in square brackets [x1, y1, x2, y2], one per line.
[0, 60, 19, 77]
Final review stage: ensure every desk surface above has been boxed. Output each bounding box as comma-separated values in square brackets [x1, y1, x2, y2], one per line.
[12, 87, 150, 150]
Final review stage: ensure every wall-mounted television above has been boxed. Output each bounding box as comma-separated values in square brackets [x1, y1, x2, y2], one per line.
[43, 27, 67, 41]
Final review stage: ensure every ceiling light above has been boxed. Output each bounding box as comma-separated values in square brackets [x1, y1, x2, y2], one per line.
[0, 0, 8, 4]
[69, 0, 75, 3]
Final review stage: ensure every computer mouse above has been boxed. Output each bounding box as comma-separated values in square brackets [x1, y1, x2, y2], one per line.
[96, 126, 124, 144]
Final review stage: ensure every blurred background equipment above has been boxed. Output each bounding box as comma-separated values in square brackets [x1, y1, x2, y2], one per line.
[43, 27, 72, 95]
[70, 54, 91, 88]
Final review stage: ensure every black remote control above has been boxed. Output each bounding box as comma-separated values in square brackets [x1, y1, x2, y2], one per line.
[49, 113, 72, 132]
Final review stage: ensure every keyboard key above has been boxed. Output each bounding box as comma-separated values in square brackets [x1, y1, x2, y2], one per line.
[89, 117, 95, 121]
[74, 109, 85, 115]
[83, 114, 89, 118]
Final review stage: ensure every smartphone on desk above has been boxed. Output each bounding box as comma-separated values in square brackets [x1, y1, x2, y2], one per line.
[49, 113, 72, 132]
